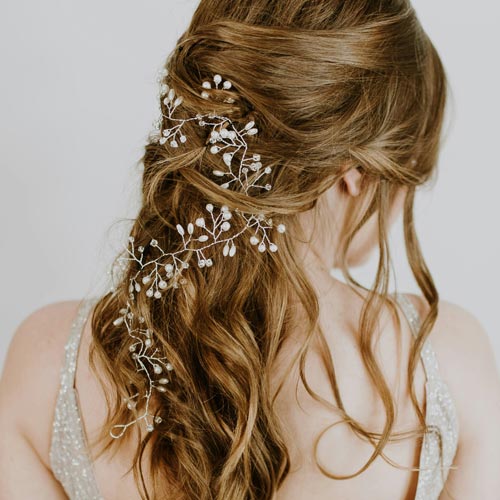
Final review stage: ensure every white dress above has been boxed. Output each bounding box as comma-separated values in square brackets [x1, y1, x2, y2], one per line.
[49, 292, 459, 499]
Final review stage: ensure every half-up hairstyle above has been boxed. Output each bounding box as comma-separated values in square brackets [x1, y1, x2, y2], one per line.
[89, 1, 449, 498]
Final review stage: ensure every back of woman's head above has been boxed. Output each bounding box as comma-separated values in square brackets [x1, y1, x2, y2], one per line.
[90, 1, 448, 498]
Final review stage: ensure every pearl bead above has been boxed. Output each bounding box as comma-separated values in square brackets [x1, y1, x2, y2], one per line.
[277, 224, 286, 233]
[223, 153, 232, 166]
[166, 363, 173, 371]
[250, 236, 259, 245]
[153, 364, 162, 374]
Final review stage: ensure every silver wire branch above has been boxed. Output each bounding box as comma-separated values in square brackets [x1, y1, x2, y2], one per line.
[108, 71, 286, 439]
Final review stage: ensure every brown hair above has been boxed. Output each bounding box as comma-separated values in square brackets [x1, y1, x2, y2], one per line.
[89, 1, 449, 498]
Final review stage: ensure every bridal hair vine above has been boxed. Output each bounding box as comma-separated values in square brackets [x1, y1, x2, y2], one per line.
[108, 69, 286, 439]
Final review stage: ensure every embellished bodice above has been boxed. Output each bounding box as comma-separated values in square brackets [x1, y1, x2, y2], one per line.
[49, 293, 459, 499]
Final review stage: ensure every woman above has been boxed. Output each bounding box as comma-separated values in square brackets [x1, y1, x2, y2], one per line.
[1, 0, 499, 499]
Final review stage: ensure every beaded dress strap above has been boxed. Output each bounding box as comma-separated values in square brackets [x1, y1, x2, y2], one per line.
[49, 296, 103, 500]
[62, 297, 99, 390]
[394, 292, 441, 384]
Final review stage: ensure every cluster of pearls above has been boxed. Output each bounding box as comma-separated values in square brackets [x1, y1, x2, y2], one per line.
[155, 70, 272, 195]
[110, 304, 174, 438]
[118, 203, 285, 301]
[109, 69, 286, 439]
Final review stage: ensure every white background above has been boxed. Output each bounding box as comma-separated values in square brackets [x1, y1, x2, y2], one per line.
[1, 1, 499, 371]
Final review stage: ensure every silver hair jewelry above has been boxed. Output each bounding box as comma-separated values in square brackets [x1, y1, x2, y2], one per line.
[108, 69, 285, 439]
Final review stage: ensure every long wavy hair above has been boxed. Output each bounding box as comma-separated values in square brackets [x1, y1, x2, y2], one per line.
[88, 1, 449, 498]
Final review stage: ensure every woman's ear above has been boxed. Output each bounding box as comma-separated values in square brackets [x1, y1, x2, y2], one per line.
[342, 166, 363, 197]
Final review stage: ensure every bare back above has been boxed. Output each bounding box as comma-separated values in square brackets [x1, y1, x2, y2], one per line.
[48, 288, 457, 499]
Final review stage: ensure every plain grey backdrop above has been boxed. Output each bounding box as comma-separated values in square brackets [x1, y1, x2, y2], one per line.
[1, 0, 499, 371]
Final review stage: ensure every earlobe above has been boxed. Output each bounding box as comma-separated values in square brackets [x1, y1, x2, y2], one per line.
[342, 166, 363, 197]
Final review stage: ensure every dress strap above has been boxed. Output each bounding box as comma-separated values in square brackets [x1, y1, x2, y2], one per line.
[50, 296, 103, 499]
[393, 292, 442, 384]
[60, 297, 99, 392]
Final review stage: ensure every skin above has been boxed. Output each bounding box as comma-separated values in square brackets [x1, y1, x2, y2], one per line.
[1, 168, 500, 499]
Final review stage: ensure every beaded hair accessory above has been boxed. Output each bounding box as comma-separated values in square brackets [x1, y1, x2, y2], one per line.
[108, 69, 285, 438]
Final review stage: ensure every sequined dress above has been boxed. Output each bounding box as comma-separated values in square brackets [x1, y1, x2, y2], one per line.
[49, 292, 459, 499]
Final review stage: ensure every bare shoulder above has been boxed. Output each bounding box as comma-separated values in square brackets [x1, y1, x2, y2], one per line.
[404, 293, 500, 443]
[0, 300, 82, 467]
